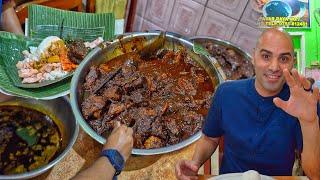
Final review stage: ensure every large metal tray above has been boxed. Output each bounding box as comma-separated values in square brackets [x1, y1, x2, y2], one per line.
[70, 31, 224, 155]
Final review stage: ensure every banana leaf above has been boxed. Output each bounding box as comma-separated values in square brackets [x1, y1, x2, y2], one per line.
[28, 4, 115, 40]
[0, 31, 71, 99]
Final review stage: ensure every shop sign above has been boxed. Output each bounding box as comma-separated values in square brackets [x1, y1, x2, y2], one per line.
[251, 0, 310, 28]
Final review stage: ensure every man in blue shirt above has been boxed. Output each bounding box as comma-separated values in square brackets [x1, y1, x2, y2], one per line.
[175, 28, 320, 179]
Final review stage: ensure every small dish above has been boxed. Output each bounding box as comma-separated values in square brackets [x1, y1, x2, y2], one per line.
[262, 0, 293, 17]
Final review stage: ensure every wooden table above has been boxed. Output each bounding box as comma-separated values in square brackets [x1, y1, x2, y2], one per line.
[33, 128, 197, 180]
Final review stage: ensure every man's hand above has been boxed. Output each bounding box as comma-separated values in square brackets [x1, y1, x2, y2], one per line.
[175, 159, 200, 180]
[103, 122, 133, 161]
[273, 68, 319, 123]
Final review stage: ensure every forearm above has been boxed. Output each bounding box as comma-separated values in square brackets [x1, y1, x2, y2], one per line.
[73, 157, 115, 180]
[1, 7, 24, 35]
[192, 134, 220, 166]
[300, 117, 320, 179]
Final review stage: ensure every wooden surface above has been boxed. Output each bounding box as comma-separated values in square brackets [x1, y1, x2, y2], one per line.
[32, 128, 197, 180]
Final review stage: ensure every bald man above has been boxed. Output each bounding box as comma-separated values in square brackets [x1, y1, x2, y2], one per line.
[175, 28, 320, 179]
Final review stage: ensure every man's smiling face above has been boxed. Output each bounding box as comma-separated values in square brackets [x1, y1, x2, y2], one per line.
[253, 29, 295, 97]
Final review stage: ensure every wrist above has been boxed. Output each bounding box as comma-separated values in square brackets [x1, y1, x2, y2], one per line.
[300, 116, 319, 128]
[101, 149, 125, 177]
[99, 156, 116, 174]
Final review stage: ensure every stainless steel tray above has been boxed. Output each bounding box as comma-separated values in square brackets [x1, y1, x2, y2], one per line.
[190, 36, 252, 61]
[70, 31, 224, 155]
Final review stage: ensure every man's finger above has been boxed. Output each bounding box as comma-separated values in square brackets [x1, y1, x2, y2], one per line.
[178, 174, 189, 180]
[126, 127, 133, 135]
[175, 162, 182, 177]
[301, 76, 311, 90]
[283, 69, 295, 87]
[189, 176, 199, 180]
[313, 87, 319, 100]
[273, 97, 287, 110]
[111, 121, 121, 133]
[291, 69, 302, 87]
[186, 163, 198, 172]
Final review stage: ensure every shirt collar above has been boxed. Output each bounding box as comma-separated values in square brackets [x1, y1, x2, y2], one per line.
[248, 77, 290, 104]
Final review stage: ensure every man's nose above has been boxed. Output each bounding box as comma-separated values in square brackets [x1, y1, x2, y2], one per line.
[269, 58, 280, 71]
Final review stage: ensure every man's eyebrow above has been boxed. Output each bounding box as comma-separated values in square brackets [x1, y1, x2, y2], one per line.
[260, 49, 272, 54]
[279, 52, 292, 57]
[259, 49, 292, 57]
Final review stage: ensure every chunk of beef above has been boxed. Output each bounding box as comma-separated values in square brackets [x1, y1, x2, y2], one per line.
[239, 61, 255, 78]
[102, 86, 121, 101]
[92, 67, 122, 93]
[81, 95, 105, 119]
[112, 110, 135, 127]
[155, 102, 168, 117]
[133, 117, 153, 148]
[167, 136, 180, 145]
[83, 66, 99, 91]
[138, 107, 157, 119]
[133, 133, 144, 148]
[164, 116, 180, 136]
[108, 102, 133, 116]
[151, 118, 167, 139]
[67, 39, 89, 64]
[182, 111, 203, 138]
[123, 76, 146, 93]
[129, 89, 145, 104]
[89, 119, 106, 135]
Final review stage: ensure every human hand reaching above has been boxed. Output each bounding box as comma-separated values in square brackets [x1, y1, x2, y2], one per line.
[175, 159, 200, 180]
[103, 121, 133, 161]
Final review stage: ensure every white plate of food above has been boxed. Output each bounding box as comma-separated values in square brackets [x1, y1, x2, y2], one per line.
[209, 170, 274, 180]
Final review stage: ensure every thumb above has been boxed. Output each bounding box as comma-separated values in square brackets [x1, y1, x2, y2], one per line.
[112, 121, 121, 132]
[189, 163, 198, 172]
[273, 97, 287, 110]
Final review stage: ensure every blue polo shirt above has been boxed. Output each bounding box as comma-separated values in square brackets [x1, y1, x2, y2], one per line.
[203, 78, 320, 176]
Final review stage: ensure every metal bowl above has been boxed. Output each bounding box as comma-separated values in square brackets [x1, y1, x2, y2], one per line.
[190, 36, 254, 80]
[190, 36, 252, 62]
[70, 31, 224, 155]
[0, 96, 79, 179]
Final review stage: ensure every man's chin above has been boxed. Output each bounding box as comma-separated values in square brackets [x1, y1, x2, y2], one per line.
[262, 82, 284, 94]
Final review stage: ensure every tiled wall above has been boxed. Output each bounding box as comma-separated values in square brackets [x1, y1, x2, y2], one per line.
[132, 0, 264, 54]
